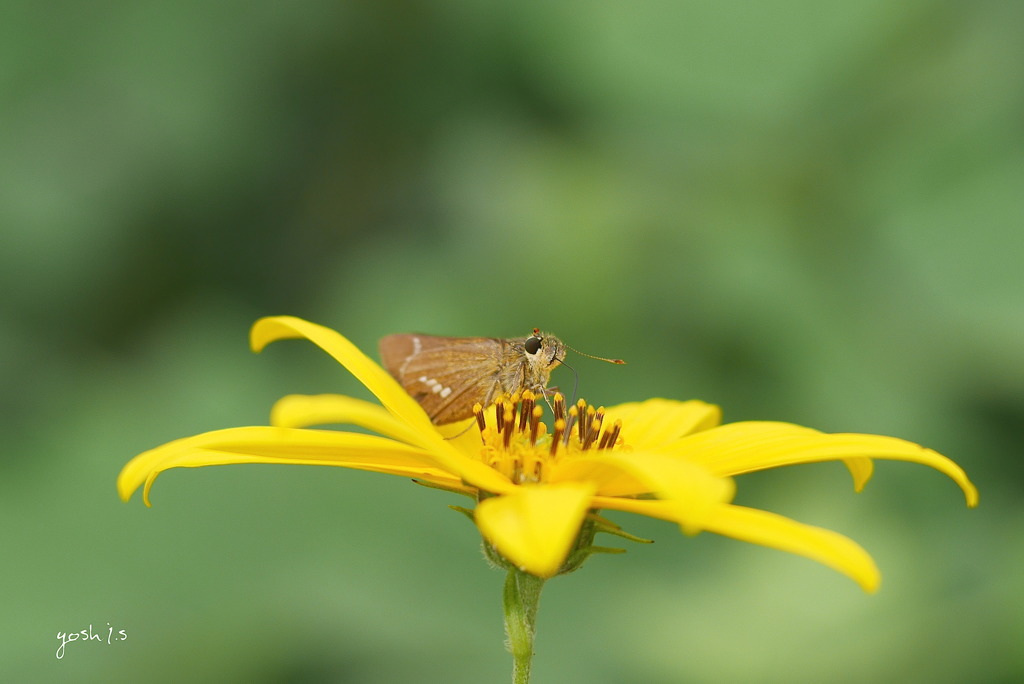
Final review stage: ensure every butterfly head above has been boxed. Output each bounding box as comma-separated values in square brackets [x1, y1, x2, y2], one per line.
[523, 328, 565, 375]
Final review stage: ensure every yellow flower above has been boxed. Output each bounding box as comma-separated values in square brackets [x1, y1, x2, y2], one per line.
[118, 316, 977, 592]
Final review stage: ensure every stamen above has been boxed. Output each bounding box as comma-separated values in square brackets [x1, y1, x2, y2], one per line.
[496, 400, 506, 433]
[576, 400, 589, 442]
[550, 418, 566, 456]
[530, 405, 543, 446]
[598, 419, 622, 450]
[584, 406, 605, 448]
[553, 393, 566, 422]
[583, 417, 603, 450]
[474, 391, 623, 484]
[502, 401, 514, 449]
[581, 401, 598, 444]
[509, 392, 521, 427]
[519, 390, 535, 431]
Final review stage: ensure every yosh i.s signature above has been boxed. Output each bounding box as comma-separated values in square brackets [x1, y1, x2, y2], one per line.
[55, 623, 127, 659]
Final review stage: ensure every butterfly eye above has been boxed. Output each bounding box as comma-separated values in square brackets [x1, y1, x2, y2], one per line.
[524, 335, 542, 355]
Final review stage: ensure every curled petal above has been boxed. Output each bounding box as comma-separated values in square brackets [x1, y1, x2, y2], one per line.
[667, 422, 978, 506]
[844, 457, 874, 492]
[702, 504, 881, 593]
[251, 317, 435, 435]
[475, 483, 597, 578]
[595, 497, 881, 592]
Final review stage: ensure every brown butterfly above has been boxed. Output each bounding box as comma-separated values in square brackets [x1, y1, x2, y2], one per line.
[379, 329, 567, 425]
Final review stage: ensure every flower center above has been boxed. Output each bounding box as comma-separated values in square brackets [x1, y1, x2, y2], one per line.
[472, 391, 623, 484]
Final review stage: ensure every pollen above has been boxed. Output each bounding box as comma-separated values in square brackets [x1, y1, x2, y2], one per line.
[472, 391, 624, 485]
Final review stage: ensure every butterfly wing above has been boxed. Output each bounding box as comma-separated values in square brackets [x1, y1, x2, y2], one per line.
[379, 334, 506, 424]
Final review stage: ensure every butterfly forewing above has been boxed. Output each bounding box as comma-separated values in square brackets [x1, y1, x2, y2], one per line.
[379, 334, 507, 424]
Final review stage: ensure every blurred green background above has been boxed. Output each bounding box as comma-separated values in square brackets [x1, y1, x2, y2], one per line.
[3, 2, 1020, 682]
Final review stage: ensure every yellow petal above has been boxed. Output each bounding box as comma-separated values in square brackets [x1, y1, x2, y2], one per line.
[270, 394, 432, 448]
[703, 504, 881, 592]
[595, 497, 881, 592]
[844, 457, 874, 492]
[667, 422, 978, 507]
[475, 483, 597, 578]
[425, 415, 478, 439]
[550, 451, 734, 531]
[118, 427, 462, 506]
[603, 399, 722, 449]
[658, 421, 820, 458]
[250, 316, 435, 435]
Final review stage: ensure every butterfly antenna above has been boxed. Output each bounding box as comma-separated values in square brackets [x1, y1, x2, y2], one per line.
[564, 344, 626, 365]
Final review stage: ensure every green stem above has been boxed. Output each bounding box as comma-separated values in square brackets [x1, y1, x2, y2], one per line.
[503, 567, 546, 684]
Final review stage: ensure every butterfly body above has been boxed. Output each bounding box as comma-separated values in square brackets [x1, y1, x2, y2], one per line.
[379, 331, 565, 425]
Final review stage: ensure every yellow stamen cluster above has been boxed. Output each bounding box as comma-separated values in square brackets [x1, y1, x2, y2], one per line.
[472, 391, 623, 485]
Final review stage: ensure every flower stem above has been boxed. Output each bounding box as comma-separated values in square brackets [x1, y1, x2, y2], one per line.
[503, 567, 546, 684]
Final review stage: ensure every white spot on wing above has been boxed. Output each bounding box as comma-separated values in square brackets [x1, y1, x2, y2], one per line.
[420, 377, 449, 397]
